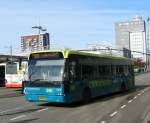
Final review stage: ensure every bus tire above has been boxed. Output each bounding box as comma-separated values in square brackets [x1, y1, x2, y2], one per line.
[82, 88, 91, 104]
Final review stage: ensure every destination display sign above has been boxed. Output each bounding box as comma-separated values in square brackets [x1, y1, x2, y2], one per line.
[30, 52, 63, 59]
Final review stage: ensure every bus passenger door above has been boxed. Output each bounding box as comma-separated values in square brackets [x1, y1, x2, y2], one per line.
[112, 65, 124, 92]
[98, 65, 113, 95]
[66, 61, 83, 102]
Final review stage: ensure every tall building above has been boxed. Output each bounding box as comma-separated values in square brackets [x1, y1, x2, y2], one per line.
[21, 33, 50, 53]
[115, 15, 149, 62]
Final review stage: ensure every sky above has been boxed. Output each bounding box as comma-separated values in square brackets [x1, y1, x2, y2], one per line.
[0, 0, 150, 53]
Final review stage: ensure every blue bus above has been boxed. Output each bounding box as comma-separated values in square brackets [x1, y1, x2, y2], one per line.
[24, 50, 135, 103]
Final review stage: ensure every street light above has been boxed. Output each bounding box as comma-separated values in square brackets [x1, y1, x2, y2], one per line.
[5, 45, 13, 63]
[32, 26, 47, 36]
[146, 17, 150, 71]
[32, 26, 47, 31]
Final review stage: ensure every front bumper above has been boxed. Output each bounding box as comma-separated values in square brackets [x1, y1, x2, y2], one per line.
[25, 94, 67, 103]
[5, 83, 22, 88]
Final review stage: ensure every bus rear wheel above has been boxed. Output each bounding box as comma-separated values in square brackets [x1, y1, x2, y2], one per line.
[82, 88, 91, 104]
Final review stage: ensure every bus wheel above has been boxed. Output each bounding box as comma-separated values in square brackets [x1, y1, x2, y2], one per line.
[82, 88, 91, 104]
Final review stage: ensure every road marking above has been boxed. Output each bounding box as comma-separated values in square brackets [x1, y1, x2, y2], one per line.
[101, 121, 106, 123]
[137, 93, 141, 96]
[128, 100, 133, 103]
[140, 92, 143, 95]
[120, 105, 126, 109]
[9, 107, 48, 121]
[10, 115, 26, 121]
[110, 111, 118, 117]
[133, 96, 137, 99]
[37, 108, 48, 113]
[0, 107, 26, 114]
[0, 104, 32, 114]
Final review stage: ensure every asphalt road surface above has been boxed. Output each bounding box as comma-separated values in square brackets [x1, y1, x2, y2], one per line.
[0, 73, 150, 123]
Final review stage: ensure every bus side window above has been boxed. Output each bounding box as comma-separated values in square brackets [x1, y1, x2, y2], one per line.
[75, 63, 82, 81]
[98, 65, 111, 79]
[98, 65, 104, 79]
[82, 65, 94, 80]
[117, 65, 128, 77]
[116, 65, 123, 76]
[128, 65, 134, 76]
[112, 65, 116, 76]
[124, 65, 129, 76]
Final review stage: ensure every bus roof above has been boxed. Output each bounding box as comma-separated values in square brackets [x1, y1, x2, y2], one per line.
[30, 49, 132, 61]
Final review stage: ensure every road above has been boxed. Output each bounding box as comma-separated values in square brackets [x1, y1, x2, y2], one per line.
[0, 73, 150, 123]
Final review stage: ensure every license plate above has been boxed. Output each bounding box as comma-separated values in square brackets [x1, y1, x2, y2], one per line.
[39, 97, 48, 101]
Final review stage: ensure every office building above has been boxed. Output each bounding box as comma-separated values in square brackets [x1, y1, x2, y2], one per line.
[115, 15, 149, 62]
[21, 33, 50, 53]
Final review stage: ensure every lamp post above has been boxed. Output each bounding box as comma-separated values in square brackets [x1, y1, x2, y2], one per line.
[5, 45, 13, 63]
[147, 17, 150, 71]
[32, 25, 47, 51]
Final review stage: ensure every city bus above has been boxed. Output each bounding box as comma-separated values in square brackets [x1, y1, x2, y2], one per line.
[0, 61, 27, 88]
[24, 50, 135, 103]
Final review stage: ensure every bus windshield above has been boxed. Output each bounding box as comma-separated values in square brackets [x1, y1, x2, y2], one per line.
[28, 59, 65, 82]
[6, 63, 17, 74]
